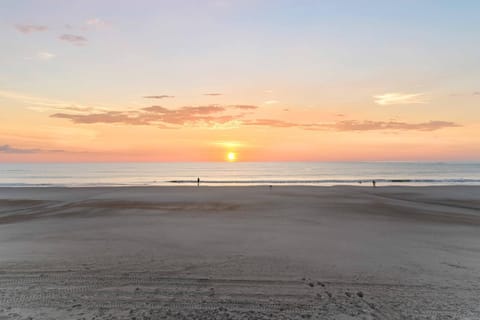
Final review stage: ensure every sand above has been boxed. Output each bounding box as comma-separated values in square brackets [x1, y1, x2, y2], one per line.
[0, 186, 479, 319]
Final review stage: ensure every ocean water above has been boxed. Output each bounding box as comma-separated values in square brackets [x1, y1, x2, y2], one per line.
[0, 162, 479, 187]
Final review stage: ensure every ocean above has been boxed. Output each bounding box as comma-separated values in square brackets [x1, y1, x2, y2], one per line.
[0, 162, 479, 187]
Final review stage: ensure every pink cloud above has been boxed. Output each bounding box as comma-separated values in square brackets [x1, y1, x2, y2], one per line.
[51, 105, 252, 126]
[15, 24, 48, 34]
[144, 95, 175, 99]
[59, 34, 87, 45]
[50, 104, 459, 132]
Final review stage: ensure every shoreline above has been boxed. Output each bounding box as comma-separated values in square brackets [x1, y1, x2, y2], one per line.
[2, 183, 480, 188]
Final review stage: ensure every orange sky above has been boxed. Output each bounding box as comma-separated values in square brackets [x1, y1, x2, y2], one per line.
[1, 1, 479, 162]
[1, 89, 479, 162]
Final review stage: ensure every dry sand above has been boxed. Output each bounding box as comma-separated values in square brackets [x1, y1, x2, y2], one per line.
[0, 186, 479, 319]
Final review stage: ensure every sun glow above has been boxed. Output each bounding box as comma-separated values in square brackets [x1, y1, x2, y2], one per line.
[227, 152, 237, 162]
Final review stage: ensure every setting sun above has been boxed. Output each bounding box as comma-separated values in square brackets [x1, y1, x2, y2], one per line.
[227, 152, 237, 162]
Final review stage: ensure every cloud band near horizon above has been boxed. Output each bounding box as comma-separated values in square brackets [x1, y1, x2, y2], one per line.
[49, 105, 460, 132]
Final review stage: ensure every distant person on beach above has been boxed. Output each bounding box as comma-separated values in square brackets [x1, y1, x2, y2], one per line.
[372, 180, 376, 188]
[197, 177, 200, 186]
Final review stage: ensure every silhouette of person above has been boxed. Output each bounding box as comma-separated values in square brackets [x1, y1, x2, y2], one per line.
[197, 177, 200, 186]
[372, 180, 376, 188]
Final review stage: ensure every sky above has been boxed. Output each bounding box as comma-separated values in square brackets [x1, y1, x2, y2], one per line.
[1, 0, 479, 162]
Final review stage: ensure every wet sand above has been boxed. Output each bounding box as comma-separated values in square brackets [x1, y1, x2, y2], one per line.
[0, 186, 479, 319]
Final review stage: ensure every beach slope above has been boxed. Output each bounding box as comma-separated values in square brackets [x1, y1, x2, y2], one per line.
[0, 186, 479, 319]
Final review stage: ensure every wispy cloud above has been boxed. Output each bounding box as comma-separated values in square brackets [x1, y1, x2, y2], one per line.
[0, 144, 63, 154]
[29, 105, 101, 113]
[204, 93, 223, 96]
[85, 18, 107, 28]
[24, 51, 56, 61]
[51, 104, 256, 127]
[374, 92, 428, 105]
[59, 34, 87, 45]
[329, 120, 459, 131]
[43, 95, 458, 133]
[245, 119, 460, 132]
[144, 95, 175, 99]
[144, 105, 225, 115]
[263, 100, 279, 105]
[15, 24, 48, 34]
[0, 90, 108, 113]
[36, 51, 55, 60]
[244, 119, 297, 127]
[473, 91, 480, 96]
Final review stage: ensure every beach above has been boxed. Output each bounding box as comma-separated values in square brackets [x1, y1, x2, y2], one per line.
[0, 186, 479, 319]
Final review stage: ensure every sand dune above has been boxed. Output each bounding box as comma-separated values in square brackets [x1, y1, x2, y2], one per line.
[0, 186, 479, 319]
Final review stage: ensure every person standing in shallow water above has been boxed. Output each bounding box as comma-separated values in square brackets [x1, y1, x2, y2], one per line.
[372, 180, 376, 188]
[197, 177, 200, 186]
